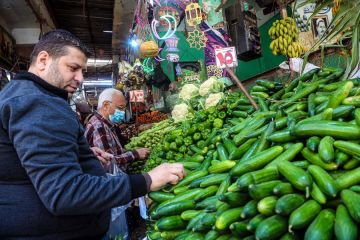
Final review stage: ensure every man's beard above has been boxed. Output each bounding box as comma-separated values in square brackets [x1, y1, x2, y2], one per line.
[46, 62, 64, 89]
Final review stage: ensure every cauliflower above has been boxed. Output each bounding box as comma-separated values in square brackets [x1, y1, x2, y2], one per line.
[205, 92, 224, 109]
[199, 77, 225, 96]
[179, 84, 199, 101]
[171, 103, 191, 122]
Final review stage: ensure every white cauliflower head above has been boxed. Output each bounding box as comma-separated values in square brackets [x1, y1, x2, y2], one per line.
[172, 103, 190, 122]
[179, 84, 199, 101]
[199, 77, 224, 96]
[205, 92, 224, 109]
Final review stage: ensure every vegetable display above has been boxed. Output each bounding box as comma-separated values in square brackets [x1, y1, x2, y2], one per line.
[144, 67, 360, 240]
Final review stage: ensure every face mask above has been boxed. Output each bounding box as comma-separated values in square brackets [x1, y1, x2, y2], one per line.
[109, 109, 125, 123]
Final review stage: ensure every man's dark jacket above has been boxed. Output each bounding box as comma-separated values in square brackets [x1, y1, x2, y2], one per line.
[0, 72, 148, 239]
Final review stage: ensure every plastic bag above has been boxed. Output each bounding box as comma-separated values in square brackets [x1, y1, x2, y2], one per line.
[104, 162, 131, 240]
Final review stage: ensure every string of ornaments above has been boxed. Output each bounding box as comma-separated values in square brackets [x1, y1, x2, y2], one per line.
[185, 2, 208, 50]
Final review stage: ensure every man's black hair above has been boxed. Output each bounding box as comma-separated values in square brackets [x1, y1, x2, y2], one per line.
[30, 29, 91, 64]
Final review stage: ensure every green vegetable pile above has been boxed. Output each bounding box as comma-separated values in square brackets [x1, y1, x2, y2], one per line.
[146, 67, 360, 240]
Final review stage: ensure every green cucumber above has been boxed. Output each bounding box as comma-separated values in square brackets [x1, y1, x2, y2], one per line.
[335, 150, 350, 166]
[161, 230, 187, 240]
[275, 193, 306, 216]
[273, 182, 294, 196]
[149, 191, 175, 203]
[318, 136, 335, 163]
[256, 79, 275, 89]
[208, 160, 236, 174]
[293, 120, 360, 140]
[199, 173, 228, 188]
[355, 108, 360, 126]
[308, 93, 316, 116]
[193, 212, 216, 232]
[249, 180, 282, 200]
[289, 200, 321, 231]
[181, 210, 202, 221]
[306, 136, 321, 152]
[310, 182, 327, 205]
[216, 175, 231, 195]
[277, 160, 312, 191]
[343, 159, 360, 170]
[301, 148, 338, 170]
[230, 146, 283, 176]
[308, 165, 338, 197]
[155, 215, 187, 231]
[255, 215, 287, 240]
[151, 200, 195, 219]
[172, 170, 208, 189]
[237, 168, 279, 190]
[181, 161, 201, 170]
[280, 233, 298, 240]
[257, 196, 278, 216]
[215, 207, 243, 230]
[267, 130, 297, 143]
[292, 160, 310, 169]
[332, 105, 355, 119]
[230, 220, 251, 237]
[241, 200, 259, 219]
[334, 140, 360, 158]
[228, 138, 257, 160]
[217, 144, 229, 161]
[335, 204, 358, 240]
[350, 185, 360, 193]
[255, 121, 275, 153]
[218, 192, 250, 207]
[186, 211, 206, 231]
[325, 81, 353, 109]
[195, 196, 219, 210]
[341, 189, 360, 223]
[343, 95, 360, 106]
[204, 230, 220, 240]
[247, 214, 266, 232]
[194, 185, 219, 202]
[304, 209, 335, 240]
[266, 143, 304, 168]
[336, 167, 360, 190]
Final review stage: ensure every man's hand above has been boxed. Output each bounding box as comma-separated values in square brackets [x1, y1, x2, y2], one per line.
[147, 163, 185, 191]
[90, 147, 113, 166]
[135, 148, 150, 160]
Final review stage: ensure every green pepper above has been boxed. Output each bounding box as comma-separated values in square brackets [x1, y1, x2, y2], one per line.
[178, 145, 187, 153]
[217, 111, 226, 119]
[175, 137, 183, 146]
[201, 129, 211, 140]
[208, 115, 215, 122]
[197, 123, 205, 132]
[193, 111, 207, 123]
[174, 153, 184, 161]
[213, 118, 224, 129]
[184, 136, 193, 146]
[207, 106, 217, 114]
[197, 140, 206, 149]
[163, 141, 170, 151]
[166, 151, 174, 160]
[169, 142, 177, 151]
[193, 132, 202, 141]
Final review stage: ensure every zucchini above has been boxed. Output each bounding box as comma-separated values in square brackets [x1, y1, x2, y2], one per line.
[230, 146, 283, 176]
[241, 200, 259, 219]
[289, 200, 321, 231]
[215, 207, 243, 230]
[155, 215, 187, 231]
[273, 182, 294, 196]
[310, 182, 327, 205]
[275, 193, 306, 216]
[277, 160, 312, 191]
[255, 215, 287, 240]
[341, 189, 360, 223]
[318, 136, 335, 163]
[293, 120, 360, 140]
[335, 204, 358, 240]
[257, 196, 278, 216]
[304, 209, 335, 240]
[249, 180, 282, 200]
[308, 165, 338, 197]
[335, 166, 360, 190]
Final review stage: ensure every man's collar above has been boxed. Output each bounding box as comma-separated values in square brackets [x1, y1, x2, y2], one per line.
[94, 112, 113, 127]
[13, 71, 68, 100]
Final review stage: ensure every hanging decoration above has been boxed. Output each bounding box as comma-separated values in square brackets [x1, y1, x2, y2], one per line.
[185, 3, 203, 27]
[139, 40, 159, 58]
[142, 58, 155, 74]
[187, 29, 208, 50]
[151, 15, 177, 40]
[165, 36, 180, 62]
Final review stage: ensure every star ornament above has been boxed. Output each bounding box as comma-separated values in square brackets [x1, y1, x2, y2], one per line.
[187, 29, 207, 50]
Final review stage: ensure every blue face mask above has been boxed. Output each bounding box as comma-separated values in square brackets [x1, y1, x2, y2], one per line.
[109, 109, 125, 123]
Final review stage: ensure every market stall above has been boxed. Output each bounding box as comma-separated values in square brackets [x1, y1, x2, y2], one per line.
[120, 0, 360, 239]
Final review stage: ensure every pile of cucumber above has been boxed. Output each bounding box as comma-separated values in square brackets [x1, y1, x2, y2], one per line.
[147, 67, 360, 240]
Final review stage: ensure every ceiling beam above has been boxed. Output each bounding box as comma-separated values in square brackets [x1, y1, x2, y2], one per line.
[112, 0, 124, 84]
[26, 0, 56, 31]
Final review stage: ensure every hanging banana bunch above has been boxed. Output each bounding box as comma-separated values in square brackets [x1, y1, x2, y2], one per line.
[268, 17, 305, 58]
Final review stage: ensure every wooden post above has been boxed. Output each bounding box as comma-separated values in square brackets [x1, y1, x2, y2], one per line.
[225, 66, 258, 110]
[276, 0, 288, 19]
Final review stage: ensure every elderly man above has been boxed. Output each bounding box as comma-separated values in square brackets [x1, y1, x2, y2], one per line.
[0, 29, 184, 239]
[85, 88, 148, 172]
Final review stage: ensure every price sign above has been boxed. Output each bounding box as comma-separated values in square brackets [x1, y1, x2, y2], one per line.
[215, 47, 238, 69]
[129, 90, 145, 103]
